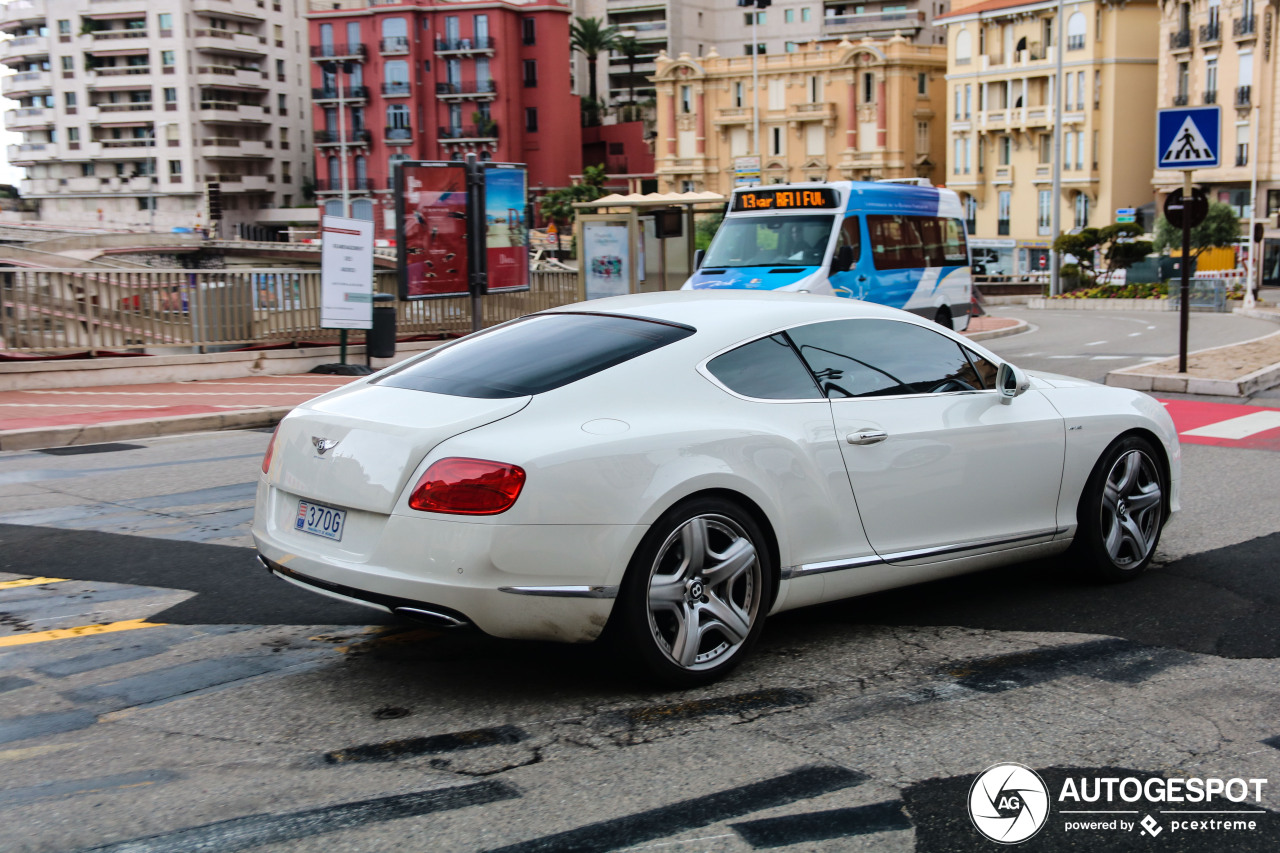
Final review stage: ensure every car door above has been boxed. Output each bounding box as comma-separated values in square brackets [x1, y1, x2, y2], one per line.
[786, 318, 1065, 563]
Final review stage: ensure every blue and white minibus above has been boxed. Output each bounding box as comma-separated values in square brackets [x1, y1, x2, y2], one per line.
[683, 180, 972, 331]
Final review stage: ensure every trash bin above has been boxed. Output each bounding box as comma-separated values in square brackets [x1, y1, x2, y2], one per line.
[368, 293, 397, 359]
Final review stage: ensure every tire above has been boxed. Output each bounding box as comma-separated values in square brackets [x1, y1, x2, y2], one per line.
[614, 497, 773, 686]
[933, 306, 953, 330]
[1071, 436, 1166, 582]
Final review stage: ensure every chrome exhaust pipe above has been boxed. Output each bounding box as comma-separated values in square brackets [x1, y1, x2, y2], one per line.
[393, 607, 471, 629]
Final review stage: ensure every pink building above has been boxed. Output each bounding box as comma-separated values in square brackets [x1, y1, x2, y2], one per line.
[308, 0, 581, 239]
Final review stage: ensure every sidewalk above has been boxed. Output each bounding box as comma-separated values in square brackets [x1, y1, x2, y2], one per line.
[0, 318, 1028, 452]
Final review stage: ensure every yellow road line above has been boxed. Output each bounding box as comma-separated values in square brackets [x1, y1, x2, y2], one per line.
[0, 619, 164, 648]
[0, 577, 68, 590]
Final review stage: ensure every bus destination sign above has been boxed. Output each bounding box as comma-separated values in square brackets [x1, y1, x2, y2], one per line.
[732, 187, 840, 212]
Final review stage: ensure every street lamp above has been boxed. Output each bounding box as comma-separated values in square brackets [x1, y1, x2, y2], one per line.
[737, 0, 771, 168]
[322, 60, 357, 217]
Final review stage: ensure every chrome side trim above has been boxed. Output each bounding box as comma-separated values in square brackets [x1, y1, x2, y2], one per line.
[780, 529, 1067, 580]
[497, 585, 619, 599]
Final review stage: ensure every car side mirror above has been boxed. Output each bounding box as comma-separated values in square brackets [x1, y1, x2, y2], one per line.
[831, 245, 854, 274]
[997, 362, 1029, 404]
[693, 248, 705, 270]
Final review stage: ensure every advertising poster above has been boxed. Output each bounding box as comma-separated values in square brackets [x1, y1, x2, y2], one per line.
[398, 162, 469, 300]
[582, 222, 630, 300]
[484, 165, 530, 294]
[319, 215, 374, 330]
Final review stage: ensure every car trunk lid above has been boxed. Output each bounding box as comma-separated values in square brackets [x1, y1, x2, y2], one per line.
[269, 384, 529, 514]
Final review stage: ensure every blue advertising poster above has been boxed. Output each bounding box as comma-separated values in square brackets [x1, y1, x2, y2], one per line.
[484, 165, 530, 294]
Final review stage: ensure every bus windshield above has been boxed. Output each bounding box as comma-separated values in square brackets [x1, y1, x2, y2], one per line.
[701, 214, 834, 269]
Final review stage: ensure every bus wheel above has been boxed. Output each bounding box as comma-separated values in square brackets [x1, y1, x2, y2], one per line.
[933, 306, 953, 330]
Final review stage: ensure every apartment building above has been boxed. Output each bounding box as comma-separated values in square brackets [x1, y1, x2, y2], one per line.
[1152, 0, 1269, 226]
[651, 36, 946, 193]
[573, 0, 950, 112]
[0, 0, 313, 234]
[307, 0, 579, 241]
[940, 0, 1159, 275]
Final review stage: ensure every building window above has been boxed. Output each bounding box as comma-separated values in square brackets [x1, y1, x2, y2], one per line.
[277, 94, 287, 115]
[953, 85, 962, 120]
[64, 92, 76, 108]
[67, 127, 79, 142]
[809, 76, 820, 102]
[953, 138, 963, 174]
[964, 195, 977, 234]
[1236, 123, 1250, 167]
[917, 72, 927, 96]
[745, 43, 766, 55]
[168, 160, 181, 177]
[734, 82, 744, 108]
[522, 18, 535, 45]
[58, 19, 70, 34]
[963, 84, 971, 118]
[997, 190, 1011, 236]
[916, 121, 929, 155]
[161, 50, 175, 67]
[1037, 190, 1052, 235]
[525, 107, 538, 132]
[1067, 12, 1086, 49]
[955, 29, 971, 64]
[785, 9, 794, 22]
[1039, 134, 1052, 164]
[523, 59, 537, 87]
[998, 135, 1011, 165]
[1074, 193, 1089, 228]
[1064, 133, 1074, 169]
[771, 126, 783, 155]
[802, 7, 811, 22]
[62, 56, 73, 71]
[680, 85, 692, 113]
[863, 73, 875, 103]
[81, 163, 94, 177]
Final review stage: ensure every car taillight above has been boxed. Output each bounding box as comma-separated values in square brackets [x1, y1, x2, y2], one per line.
[261, 425, 280, 475]
[408, 457, 526, 515]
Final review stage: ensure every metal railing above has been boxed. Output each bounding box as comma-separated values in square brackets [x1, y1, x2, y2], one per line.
[1233, 15, 1256, 36]
[1169, 29, 1191, 49]
[0, 268, 582, 355]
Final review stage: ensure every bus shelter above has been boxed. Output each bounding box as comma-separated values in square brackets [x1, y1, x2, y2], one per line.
[573, 191, 725, 299]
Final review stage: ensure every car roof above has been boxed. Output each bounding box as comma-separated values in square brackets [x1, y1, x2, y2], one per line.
[545, 290, 922, 339]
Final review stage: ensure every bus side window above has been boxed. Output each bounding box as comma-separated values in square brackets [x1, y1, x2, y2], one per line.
[833, 216, 861, 271]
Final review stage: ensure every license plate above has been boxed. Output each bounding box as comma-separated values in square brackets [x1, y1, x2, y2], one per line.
[295, 500, 346, 541]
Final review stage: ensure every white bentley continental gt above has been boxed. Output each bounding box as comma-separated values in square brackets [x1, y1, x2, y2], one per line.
[253, 292, 1179, 684]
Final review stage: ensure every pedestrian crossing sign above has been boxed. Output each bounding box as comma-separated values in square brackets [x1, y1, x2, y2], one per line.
[1157, 106, 1220, 169]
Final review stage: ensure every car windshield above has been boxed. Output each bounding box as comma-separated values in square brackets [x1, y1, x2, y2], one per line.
[374, 313, 695, 398]
[701, 215, 834, 269]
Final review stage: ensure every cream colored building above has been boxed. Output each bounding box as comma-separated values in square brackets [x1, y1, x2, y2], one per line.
[940, 0, 1159, 275]
[650, 36, 948, 194]
[1152, 0, 1272, 251]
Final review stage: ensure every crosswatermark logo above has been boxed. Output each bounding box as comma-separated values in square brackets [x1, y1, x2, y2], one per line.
[968, 763, 1050, 844]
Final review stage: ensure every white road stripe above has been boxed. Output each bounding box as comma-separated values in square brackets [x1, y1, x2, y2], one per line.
[1182, 411, 1280, 440]
[1085, 340, 1107, 346]
[1090, 356, 1128, 360]
[1129, 332, 1142, 337]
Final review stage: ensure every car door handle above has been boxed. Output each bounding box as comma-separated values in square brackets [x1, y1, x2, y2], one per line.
[846, 429, 888, 446]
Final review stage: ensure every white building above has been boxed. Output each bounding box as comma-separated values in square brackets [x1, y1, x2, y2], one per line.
[1, 0, 313, 234]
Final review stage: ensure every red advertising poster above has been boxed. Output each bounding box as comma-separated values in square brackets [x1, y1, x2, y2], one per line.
[399, 163, 469, 299]
[484, 165, 530, 294]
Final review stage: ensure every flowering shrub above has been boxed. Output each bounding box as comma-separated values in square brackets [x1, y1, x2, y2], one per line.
[1052, 282, 1169, 299]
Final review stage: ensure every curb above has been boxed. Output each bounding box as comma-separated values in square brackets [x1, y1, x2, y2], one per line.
[0, 406, 293, 452]
[964, 319, 1030, 342]
[1105, 330, 1280, 397]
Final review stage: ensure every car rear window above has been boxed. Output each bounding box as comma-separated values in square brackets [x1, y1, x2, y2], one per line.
[375, 312, 695, 398]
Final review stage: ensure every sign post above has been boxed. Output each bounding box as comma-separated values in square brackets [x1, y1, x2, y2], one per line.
[319, 214, 374, 373]
[1156, 106, 1221, 373]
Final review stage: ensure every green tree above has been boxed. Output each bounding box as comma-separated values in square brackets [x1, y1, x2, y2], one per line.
[570, 17, 618, 108]
[538, 164, 609, 227]
[1152, 201, 1241, 260]
[1053, 223, 1150, 287]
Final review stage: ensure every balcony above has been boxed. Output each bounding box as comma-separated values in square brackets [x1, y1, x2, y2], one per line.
[91, 29, 149, 42]
[438, 123, 497, 141]
[1, 70, 50, 96]
[196, 101, 267, 121]
[786, 102, 834, 122]
[1204, 89, 1217, 104]
[92, 65, 151, 77]
[1173, 93, 1189, 106]
[382, 81, 411, 97]
[434, 36, 495, 55]
[821, 9, 924, 37]
[196, 65, 267, 88]
[1169, 29, 1192, 50]
[191, 0, 264, 19]
[4, 106, 54, 131]
[384, 126, 413, 143]
[435, 80, 497, 100]
[993, 165, 1014, 184]
[91, 102, 155, 116]
[200, 137, 269, 157]
[96, 138, 155, 149]
[713, 107, 750, 126]
[0, 0, 47, 27]
[1199, 21, 1221, 44]
[310, 43, 367, 61]
[1233, 15, 1256, 38]
[1235, 85, 1251, 106]
[193, 29, 268, 55]
[311, 86, 369, 102]
[0, 35, 49, 62]
[7, 142, 55, 164]
[379, 37, 409, 54]
[315, 129, 372, 146]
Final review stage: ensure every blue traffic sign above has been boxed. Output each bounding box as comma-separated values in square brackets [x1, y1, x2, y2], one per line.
[1157, 106, 1220, 169]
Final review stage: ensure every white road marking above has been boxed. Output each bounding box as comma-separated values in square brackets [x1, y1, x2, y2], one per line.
[1091, 356, 1128, 360]
[1182, 411, 1280, 440]
[1147, 325, 1157, 330]
[1047, 355, 1082, 359]
[1129, 332, 1143, 337]
[1084, 340, 1107, 346]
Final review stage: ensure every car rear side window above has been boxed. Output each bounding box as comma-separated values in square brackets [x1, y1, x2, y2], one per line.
[787, 318, 988, 398]
[707, 334, 823, 400]
[376, 313, 694, 398]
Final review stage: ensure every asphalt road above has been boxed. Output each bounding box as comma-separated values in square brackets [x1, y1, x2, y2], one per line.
[1, 311, 1279, 852]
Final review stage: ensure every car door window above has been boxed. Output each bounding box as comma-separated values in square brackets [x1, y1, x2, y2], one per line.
[786, 319, 988, 398]
[706, 334, 823, 400]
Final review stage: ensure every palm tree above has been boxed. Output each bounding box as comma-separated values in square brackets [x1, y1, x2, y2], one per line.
[614, 35, 642, 109]
[570, 17, 619, 107]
